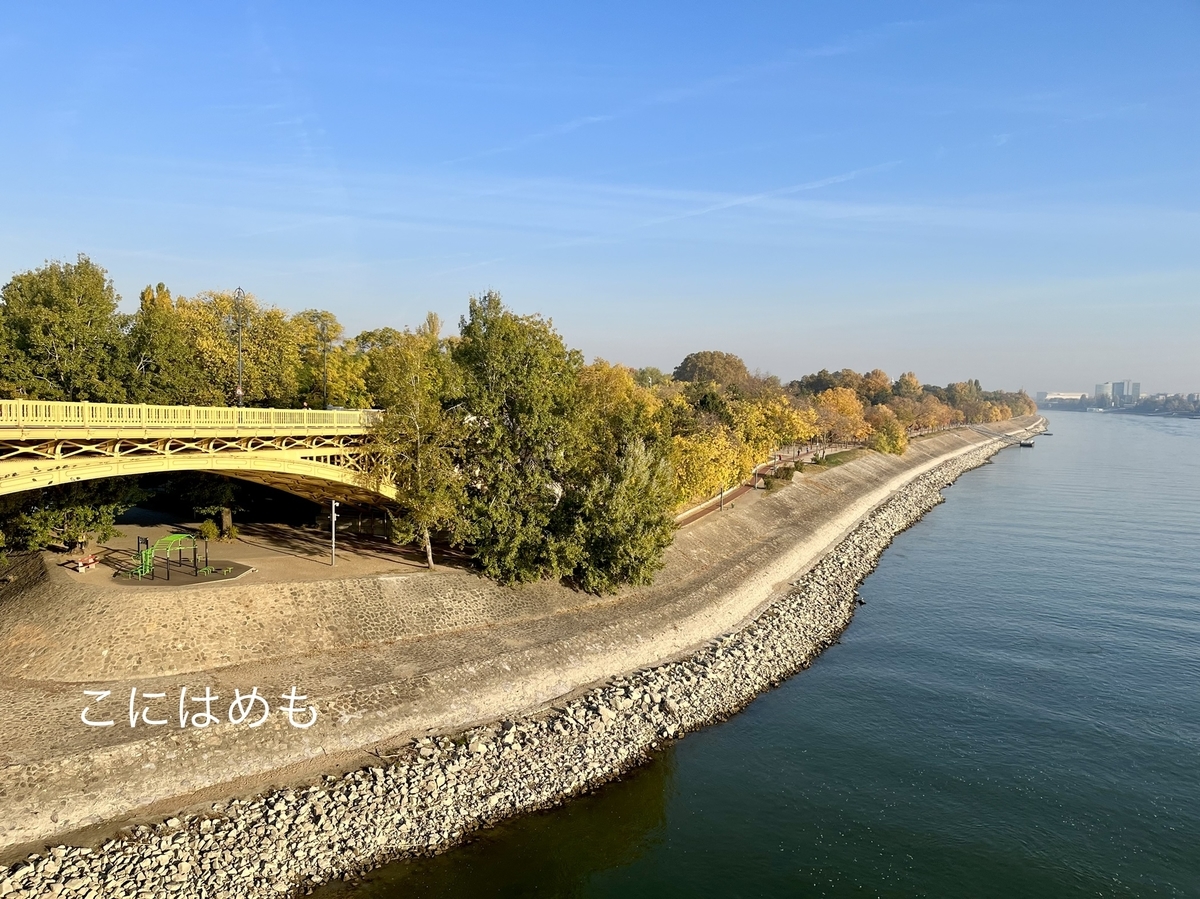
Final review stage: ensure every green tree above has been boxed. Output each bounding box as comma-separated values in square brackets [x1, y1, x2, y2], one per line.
[885, 395, 920, 428]
[177, 291, 302, 406]
[0, 305, 29, 398]
[358, 327, 406, 408]
[126, 283, 206, 404]
[946, 380, 981, 409]
[672, 350, 750, 388]
[0, 255, 129, 401]
[567, 364, 677, 592]
[568, 440, 676, 594]
[0, 479, 144, 551]
[360, 314, 465, 569]
[452, 291, 584, 584]
[683, 381, 733, 424]
[633, 366, 670, 388]
[790, 368, 838, 396]
[294, 310, 370, 409]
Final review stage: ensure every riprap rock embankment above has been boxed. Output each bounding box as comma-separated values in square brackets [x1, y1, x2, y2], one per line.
[0, 430, 1032, 898]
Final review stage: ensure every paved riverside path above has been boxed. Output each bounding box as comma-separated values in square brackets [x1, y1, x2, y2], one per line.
[0, 419, 1042, 861]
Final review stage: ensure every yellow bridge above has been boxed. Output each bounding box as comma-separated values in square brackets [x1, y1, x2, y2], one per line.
[0, 400, 394, 505]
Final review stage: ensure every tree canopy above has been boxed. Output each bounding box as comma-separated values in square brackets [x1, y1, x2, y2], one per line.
[0, 479, 144, 552]
[360, 314, 465, 570]
[0, 254, 1037, 588]
[672, 350, 750, 388]
[0, 254, 128, 402]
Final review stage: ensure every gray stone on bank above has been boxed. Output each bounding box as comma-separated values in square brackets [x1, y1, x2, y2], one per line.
[0, 440, 1007, 899]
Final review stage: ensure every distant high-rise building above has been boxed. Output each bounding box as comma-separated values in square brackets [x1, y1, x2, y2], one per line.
[1095, 379, 1141, 407]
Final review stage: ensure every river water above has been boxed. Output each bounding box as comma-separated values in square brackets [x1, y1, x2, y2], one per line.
[326, 412, 1200, 898]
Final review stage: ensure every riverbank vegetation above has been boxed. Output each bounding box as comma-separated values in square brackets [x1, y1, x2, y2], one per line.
[0, 255, 1035, 588]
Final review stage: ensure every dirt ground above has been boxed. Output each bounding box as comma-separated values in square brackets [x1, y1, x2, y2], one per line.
[77, 511, 440, 586]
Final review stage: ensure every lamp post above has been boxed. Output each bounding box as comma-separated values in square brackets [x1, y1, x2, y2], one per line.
[320, 318, 330, 410]
[233, 287, 246, 407]
[330, 499, 338, 567]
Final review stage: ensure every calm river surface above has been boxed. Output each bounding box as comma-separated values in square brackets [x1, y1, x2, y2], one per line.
[327, 412, 1200, 898]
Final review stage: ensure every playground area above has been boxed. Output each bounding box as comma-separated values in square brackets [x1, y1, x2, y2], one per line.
[52, 506, 443, 589]
[88, 532, 253, 586]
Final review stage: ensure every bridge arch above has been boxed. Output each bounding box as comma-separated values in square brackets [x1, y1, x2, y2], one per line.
[0, 400, 395, 506]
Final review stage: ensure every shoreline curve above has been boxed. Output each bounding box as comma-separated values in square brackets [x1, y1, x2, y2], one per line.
[0, 420, 1041, 896]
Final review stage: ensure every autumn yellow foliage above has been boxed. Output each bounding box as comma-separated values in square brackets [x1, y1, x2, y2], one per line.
[815, 387, 871, 443]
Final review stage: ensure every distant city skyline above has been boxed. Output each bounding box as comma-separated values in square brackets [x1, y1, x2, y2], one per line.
[1, 3, 1197, 392]
[1041, 379, 1199, 401]
[1039, 380, 1200, 405]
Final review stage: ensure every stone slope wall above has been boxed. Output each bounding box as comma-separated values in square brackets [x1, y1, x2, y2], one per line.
[0, 418, 1041, 876]
[0, 435, 1017, 898]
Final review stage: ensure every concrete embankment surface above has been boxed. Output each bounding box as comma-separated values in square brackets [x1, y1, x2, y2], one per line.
[0, 418, 1041, 896]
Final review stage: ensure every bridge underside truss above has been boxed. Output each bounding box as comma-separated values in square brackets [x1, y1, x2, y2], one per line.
[0, 434, 396, 506]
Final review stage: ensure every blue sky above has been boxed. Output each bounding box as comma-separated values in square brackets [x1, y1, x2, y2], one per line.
[1, 2, 1197, 393]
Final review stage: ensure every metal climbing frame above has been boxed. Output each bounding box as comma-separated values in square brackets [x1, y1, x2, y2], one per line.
[125, 533, 206, 580]
[127, 537, 155, 579]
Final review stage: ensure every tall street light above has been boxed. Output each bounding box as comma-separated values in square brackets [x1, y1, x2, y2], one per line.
[233, 287, 246, 407]
[319, 317, 330, 410]
[330, 500, 338, 567]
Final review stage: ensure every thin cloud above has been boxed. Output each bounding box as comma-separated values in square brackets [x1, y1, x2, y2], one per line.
[440, 22, 919, 167]
[635, 162, 901, 229]
[442, 114, 616, 165]
[1067, 102, 1149, 124]
[429, 255, 510, 278]
[415, 162, 902, 278]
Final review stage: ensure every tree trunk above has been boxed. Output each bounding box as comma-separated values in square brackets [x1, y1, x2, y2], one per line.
[220, 506, 233, 536]
[423, 527, 435, 570]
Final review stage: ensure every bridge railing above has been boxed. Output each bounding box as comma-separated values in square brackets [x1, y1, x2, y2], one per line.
[0, 400, 376, 435]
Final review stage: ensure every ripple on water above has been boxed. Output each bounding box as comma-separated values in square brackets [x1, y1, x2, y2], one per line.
[331, 415, 1200, 899]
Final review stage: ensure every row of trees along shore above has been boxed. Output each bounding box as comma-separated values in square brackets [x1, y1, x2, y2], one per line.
[0, 255, 1035, 591]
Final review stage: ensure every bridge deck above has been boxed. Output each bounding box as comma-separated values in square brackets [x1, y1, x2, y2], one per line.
[0, 400, 391, 503]
[0, 400, 373, 439]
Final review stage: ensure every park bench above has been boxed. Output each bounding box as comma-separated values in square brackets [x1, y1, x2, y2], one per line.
[75, 554, 99, 573]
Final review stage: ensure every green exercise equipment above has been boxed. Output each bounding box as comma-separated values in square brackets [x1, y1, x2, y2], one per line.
[126, 533, 209, 580]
